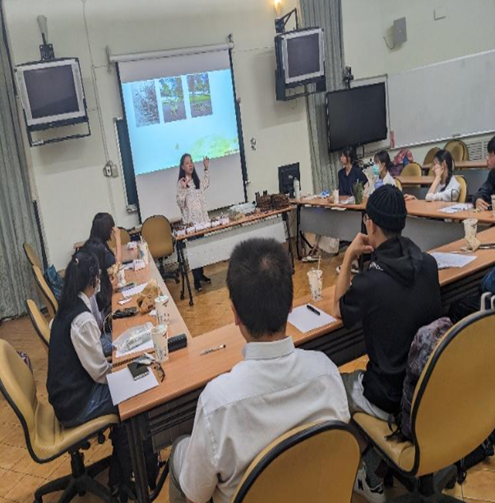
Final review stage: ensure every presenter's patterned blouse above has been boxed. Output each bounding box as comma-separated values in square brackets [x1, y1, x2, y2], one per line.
[176, 170, 210, 224]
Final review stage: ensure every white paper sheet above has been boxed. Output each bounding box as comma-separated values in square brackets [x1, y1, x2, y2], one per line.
[288, 305, 336, 333]
[107, 367, 159, 405]
[430, 252, 476, 270]
[122, 283, 147, 298]
[438, 203, 473, 214]
[115, 339, 154, 359]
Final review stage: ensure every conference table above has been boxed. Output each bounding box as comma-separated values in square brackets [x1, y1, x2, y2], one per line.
[172, 207, 295, 306]
[397, 176, 434, 187]
[111, 221, 495, 503]
[422, 160, 488, 173]
[294, 197, 495, 258]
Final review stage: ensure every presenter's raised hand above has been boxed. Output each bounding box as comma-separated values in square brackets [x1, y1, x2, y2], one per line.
[203, 156, 210, 170]
[179, 178, 188, 189]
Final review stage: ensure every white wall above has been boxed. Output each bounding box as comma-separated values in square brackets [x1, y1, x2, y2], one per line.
[342, 0, 495, 160]
[3, 0, 313, 270]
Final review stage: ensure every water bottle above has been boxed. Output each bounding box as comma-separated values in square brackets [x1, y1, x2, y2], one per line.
[293, 177, 301, 200]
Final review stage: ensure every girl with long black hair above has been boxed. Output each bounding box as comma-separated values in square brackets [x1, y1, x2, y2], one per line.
[89, 212, 122, 265]
[47, 250, 114, 427]
[405, 150, 460, 202]
[176, 153, 211, 291]
[373, 150, 397, 189]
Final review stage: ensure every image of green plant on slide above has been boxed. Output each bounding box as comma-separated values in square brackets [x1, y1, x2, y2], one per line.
[191, 135, 240, 160]
[187, 73, 213, 118]
[160, 77, 187, 123]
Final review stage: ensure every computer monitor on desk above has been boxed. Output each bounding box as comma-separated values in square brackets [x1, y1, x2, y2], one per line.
[278, 163, 300, 197]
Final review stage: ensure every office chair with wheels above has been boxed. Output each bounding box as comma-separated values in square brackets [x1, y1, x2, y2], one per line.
[23, 242, 43, 269]
[141, 215, 180, 283]
[401, 162, 423, 177]
[32, 265, 58, 320]
[353, 310, 495, 502]
[455, 175, 467, 203]
[231, 421, 360, 503]
[0, 339, 120, 503]
[445, 140, 469, 163]
[108, 227, 131, 250]
[26, 299, 50, 349]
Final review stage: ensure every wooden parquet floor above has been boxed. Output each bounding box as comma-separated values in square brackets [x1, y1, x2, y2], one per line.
[0, 250, 491, 503]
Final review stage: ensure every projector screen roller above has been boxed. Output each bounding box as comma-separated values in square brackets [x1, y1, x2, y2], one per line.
[118, 50, 245, 222]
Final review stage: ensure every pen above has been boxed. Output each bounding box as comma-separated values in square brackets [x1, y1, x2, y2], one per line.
[201, 344, 227, 356]
[307, 304, 320, 316]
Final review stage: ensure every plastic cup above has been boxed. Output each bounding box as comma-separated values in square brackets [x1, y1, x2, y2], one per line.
[155, 295, 170, 326]
[307, 269, 323, 302]
[464, 218, 478, 242]
[333, 190, 339, 204]
[117, 267, 126, 288]
[151, 324, 169, 363]
[491, 196, 495, 217]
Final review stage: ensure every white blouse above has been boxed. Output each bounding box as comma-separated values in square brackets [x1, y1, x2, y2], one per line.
[425, 176, 461, 202]
[375, 172, 396, 189]
[176, 170, 210, 224]
[71, 292, 111, 384]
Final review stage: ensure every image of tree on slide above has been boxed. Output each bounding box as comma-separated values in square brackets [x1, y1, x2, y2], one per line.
[187, 73, 213, 118]
[131, 80, 160, 127]
[159, 77, 186, 123]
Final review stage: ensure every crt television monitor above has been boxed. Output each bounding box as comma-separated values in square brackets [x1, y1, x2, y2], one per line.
[280, 28, 325, 85]
[15, 58, 87, 128]
[326, 83, 387, 152]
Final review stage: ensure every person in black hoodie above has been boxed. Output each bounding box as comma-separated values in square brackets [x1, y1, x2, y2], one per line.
[333, 185, 442, 502]
[473, 136, 495, 211]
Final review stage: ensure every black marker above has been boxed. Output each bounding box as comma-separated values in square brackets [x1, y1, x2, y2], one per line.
[307, 304, 320, 316]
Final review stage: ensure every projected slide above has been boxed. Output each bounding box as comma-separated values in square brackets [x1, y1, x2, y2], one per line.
[122, 69, 240, 176]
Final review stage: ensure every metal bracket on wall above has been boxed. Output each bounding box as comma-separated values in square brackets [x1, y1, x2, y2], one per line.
[105, 46, 113, 73]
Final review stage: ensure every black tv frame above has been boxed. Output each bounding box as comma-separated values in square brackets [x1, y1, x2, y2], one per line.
[326, 83, 387, 152]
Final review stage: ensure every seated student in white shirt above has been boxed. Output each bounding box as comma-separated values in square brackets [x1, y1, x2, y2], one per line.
[47, 250, 157, 498]
[169, 238, 350, 503]
[405, 150, 460, 202]
[373, 150, 396, 190]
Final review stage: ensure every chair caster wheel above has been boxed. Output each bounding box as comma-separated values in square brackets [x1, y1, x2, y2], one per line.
[175, 277, 180, 284]
[34, 498, 42, 503]
[180, 293, 184, 300]
[446, 475, 457, 490]
[189, 300, 194, 306]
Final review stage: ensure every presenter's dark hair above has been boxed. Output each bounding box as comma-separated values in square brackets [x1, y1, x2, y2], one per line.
[434, 149, 454, 192]
[340, 146, 358, 166]
[374, 150, 392, 171]
[90, 213, 115, 243]
[178, 153, 200, 190]
[227, 238, 293, 339]
[488, 136, 495, 154]
[58, 250, 100, 317]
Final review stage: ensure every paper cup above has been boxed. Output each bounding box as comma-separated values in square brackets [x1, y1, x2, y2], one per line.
[307, 269, 323, 302]
[464, 218, 478, 241]
[151, 324, 169, 363]
[491, 196, 495, 217]
[332, 190, 339, 204]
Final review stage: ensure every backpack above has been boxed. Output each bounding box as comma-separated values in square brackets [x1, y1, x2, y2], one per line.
[44, 265, 64, 302]
[389, 317, 453, 440]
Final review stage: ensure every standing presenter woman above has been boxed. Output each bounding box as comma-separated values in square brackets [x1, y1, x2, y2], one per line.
[176, 153, 211, 292]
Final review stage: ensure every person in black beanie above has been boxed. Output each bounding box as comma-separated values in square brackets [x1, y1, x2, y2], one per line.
[332, 185, 442, 502]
